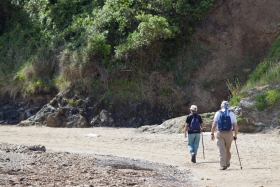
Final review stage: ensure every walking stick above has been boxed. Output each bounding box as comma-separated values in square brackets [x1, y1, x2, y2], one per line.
[201, 132, 205, 159]
[234, 139, 242, 169]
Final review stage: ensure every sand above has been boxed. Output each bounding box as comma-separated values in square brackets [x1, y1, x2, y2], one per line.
[1, 125, 280, 187]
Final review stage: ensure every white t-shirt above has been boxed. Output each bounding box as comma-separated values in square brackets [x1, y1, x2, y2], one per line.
[213, 109, 237, 123]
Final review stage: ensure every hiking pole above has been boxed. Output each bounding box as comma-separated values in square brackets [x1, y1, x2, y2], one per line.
[234, 139, 242, 169]
[201, 132, 205, 159]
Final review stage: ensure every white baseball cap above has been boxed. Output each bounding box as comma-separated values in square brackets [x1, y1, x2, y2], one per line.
[190, 105, 197, 111]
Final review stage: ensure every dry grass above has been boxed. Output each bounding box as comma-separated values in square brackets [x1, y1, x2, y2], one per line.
[226, 78, 243, 97]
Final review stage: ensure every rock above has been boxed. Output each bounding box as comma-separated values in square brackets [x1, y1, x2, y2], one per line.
[65, 115, 89, 128]
[90, 110, 113, 126]
[18, 120, 35, 126]
[28, 145, 46, 152]
[46, 113, 65, 127]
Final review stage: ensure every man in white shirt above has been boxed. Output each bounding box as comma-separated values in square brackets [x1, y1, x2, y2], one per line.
[211, 101, 238, 170]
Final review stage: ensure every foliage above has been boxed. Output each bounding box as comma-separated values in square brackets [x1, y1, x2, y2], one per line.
[268, 35, 280, 61]
[86, 33, 111, 60]
[229, 95, 242, 106]
[254, 93, 267, 111]
[265, 90, 280, 106]
[237, 118, 243, 123]
[244, 36, 280, 90]
[69, 98, 83, 106]
[254, 89, 280, 111]
[109, 78, 140, 100]
[115, 13, 177, 59]
[230, 36, 280, 109]
[205, 113, 212, 118]
[0, 0, 214, 107]
[226, 78, 242, 96]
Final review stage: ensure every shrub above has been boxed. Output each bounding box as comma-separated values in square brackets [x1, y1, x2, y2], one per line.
[255, 93, 267, 111]
[265, 90, 280, 106]
[229, 95, 242, 106]
[237, 118, 243, 123]
[254, 89, 280, 111]
[205, 113, 212, 118]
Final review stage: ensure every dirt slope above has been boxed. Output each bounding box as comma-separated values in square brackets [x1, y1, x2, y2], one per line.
[189, 0, 280, 112]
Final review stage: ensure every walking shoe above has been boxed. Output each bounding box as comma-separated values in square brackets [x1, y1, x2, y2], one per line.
[191, 152, 196, 163]
[220, 166, 227, 170]
[227, 163, 230, 168]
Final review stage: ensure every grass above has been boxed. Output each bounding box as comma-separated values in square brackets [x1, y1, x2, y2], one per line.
[242, 36, 280, 90]
[227, 78, 243, 96]
[244, 61, 280, 90]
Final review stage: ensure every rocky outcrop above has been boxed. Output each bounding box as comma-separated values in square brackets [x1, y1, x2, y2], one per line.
[15, 92, 173, 128]
[139, 83, 280, 134]
[17, 103, 89, 128]
[0, 100, 42, 125]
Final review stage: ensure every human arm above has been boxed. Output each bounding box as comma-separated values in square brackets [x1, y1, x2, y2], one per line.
[200, 123, 204, 132]
[184, 123, 189, 138]
[211, 121, 217, 141]
[211, 112, 219, 141]
[199, 115, 204, 132]
[230, 112, 238, 140]
[233, 122, 238, 140]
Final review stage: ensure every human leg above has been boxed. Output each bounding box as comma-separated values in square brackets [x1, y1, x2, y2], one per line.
[188, 134, 196, 163]
[216, 131, 227, 167]
[192, 133, 201, 154]
[224, 131, 233, 165]
[187, 133, 195, 154]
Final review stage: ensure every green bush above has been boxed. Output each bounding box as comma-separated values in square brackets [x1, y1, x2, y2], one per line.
[237, 118, 243, 123]
[255, 93, 267, 111]
[205, 113, 212, 118]
[229, 95, 242, 106]
[265, 90, 280, 106]
[254, 89, 280, 111]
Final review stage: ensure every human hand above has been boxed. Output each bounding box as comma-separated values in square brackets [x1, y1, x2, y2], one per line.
[233, 136, 237, 140]
[211, 134, 215, 141]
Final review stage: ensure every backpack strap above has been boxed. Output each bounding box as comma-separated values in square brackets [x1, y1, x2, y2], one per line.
[219, 109, 230, 116]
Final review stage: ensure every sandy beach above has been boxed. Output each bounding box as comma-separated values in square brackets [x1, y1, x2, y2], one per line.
[1, 125, 280, 187]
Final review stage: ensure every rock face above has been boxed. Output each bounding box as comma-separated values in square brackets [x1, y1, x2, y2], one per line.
[0, 94, 53, 125]
[15, 93, 173, 128]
